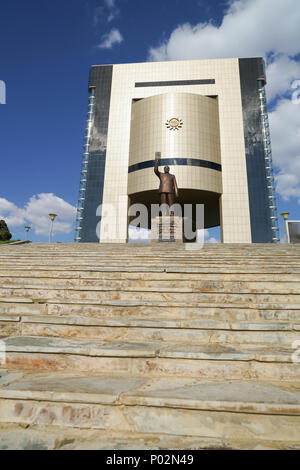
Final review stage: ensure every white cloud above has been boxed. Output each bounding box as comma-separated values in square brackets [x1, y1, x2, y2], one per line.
[128, 225, 150, 241]
[0, 194, 76, 236]
[148, 0, 300, 62]
[206, 236, 219, 243]
[269, 99, 300, 204]
[148, 0, 300, 102]
[0, 198, 26, 228]
[266, 56, 300, 102]
[148, 0, 300, 204]
[98, 28, 123, 49]
[197, 229, 220, 243]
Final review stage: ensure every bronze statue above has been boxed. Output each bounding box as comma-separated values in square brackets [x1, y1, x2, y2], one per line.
[154, 152, 179, 208]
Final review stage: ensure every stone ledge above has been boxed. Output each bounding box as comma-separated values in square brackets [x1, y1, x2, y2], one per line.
[1, 422, 299, 449]
[1, 373, 300, 416]
[2, 336, 299, 363]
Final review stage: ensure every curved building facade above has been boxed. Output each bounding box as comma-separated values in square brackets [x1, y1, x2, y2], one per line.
[128, 92, 222, 229]
[75, 58, 280, 244]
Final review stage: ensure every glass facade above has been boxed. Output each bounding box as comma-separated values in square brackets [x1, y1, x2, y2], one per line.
[75, 65, 113, 242]
[257, 80, 280, 242]
[239, 58, 279, 243]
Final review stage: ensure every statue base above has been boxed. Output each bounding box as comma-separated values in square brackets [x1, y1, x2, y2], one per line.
[151, 215, 183, 243]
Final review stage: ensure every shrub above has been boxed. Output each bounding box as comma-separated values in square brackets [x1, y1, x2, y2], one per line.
[0, 220, 12, 241]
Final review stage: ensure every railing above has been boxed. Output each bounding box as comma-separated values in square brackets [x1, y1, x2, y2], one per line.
[258, 80, 280, 243]
[74, 87, 96, 242]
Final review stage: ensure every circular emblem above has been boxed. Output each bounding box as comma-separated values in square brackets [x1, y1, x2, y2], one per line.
[165, 117, 183, 131]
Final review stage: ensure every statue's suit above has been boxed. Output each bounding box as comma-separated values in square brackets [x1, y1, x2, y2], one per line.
[154, 160, 178, 194]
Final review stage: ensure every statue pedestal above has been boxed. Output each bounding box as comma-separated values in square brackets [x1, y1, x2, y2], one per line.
[151, 215, 183, 243]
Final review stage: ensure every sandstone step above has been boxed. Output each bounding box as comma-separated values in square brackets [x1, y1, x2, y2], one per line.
[3, 422, 298, 450]
[1, 269, 300, 282]
[0, 247, 299, 258]
[0, 372, 300, 448]
[2, 336, 300, 382]
[1, 371, 300, 415]
[1, 301, 300, 323]
[1, 265, 300, 274]
[1, 242, 300, 449]
[3, 315, 298, 345]
[15, 313, 300, 331]
[4, 351, 300, 382]
[0, 278, 299, 294]
[0, 288, 299, 309]
[1, 254, 299, 263]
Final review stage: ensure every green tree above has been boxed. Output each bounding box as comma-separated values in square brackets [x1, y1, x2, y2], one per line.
[0, 220, 12, 241]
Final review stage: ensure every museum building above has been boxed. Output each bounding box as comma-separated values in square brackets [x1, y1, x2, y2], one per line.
[74, 57, 279, 244]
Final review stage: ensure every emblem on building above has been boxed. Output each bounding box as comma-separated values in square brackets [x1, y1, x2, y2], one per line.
[165, 118, 183, 131]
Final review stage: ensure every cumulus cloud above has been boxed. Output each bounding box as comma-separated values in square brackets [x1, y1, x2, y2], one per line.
[266, 56, 300, 102]
[148, 0, 300, 62]
[148, 0, 300, 204]
[148, 0, 300, 102]
[0, 198, 26, 228]
[269, 98, 300, 204]
[0, 193, 76, 236]
[97, 28, 123, 49]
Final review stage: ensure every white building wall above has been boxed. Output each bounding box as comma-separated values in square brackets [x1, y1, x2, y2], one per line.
[100, 58, 251, 243]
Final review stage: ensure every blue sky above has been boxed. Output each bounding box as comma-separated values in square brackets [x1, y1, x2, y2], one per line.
[0, 0, 299, 243]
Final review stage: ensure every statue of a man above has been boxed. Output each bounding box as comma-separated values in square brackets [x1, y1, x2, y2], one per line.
[154, 152, 179, 207]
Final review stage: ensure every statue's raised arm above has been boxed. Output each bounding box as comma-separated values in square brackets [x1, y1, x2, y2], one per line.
[154, 152, 161, 177]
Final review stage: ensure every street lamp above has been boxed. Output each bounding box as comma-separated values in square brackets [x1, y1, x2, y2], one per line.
[280, 212, 290, 243]
[48, 213, 57, 243]
[25, 226, 31, 241]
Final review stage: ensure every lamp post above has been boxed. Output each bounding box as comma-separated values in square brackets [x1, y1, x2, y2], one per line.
[48, 213, 57, 243]
[280, 212, 290, 243]
[25, 226, 31, 241]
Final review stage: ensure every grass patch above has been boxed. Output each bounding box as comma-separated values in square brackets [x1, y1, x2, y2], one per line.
[0, 240, 21, 245]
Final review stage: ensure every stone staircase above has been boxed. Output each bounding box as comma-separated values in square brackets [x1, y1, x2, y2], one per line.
[0, 242, 300, 450]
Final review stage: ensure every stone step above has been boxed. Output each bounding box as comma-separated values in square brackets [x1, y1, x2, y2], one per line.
[1, 301, 300, 323]
[1, 265, 300, 274]
[0, 372, 300, 448]
[1, 242, 299, 251]
[0, 246, 299, 254]
[3, 336, 296, 362]
[10, 313, 300, 331]
[2, 314, 298, 345]
[1, 243, 299, 251]
[4, 350, 300, 382]
[0, 287, 299, 308]
[0, 278, 299, 294]
[3, 251, 298, 258]
[1, 269, 300, 281]
[1, 371, 300, 415]
[1, 242, 300, 449]
[2, 337, 300, 383]
[2, 423, 298, 450]
[1, 256, 300, 269]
